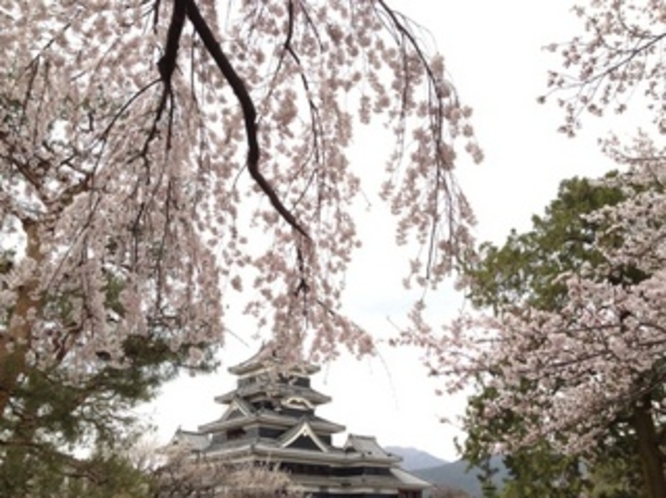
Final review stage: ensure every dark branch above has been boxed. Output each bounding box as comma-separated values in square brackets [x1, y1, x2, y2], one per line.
[155, 0, 186, 122]
[183, 0, 309, 239]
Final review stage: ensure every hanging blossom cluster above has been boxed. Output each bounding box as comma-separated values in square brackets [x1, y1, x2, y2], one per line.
[394, 0, 666, 460]
[154, 441, 300, 497]
[0, 0, 479, 410]
[402, 135, 666, 456]
[540, 0, 666, 136]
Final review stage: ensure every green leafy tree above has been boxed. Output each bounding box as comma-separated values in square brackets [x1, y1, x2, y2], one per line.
[459, 175, 655, 497]
[0, 251, 217, 496]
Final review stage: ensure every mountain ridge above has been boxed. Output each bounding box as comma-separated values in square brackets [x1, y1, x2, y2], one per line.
[384, 446, 448, 471]
[414, 456, 507, 497]
[386, 446, 506, 497]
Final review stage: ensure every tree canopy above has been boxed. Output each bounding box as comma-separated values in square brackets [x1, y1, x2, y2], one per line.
[422, 2, 666, 493]
[458, 175, 652, 497]
[10, 0, 666, 495]
[543, 0, 666, 136]
[0, 0, 479, 385]
[0, 0, 480, 494]
[428, 150, 666, 497]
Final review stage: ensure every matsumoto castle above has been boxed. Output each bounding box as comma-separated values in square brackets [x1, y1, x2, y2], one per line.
[170, 345, 430, 497]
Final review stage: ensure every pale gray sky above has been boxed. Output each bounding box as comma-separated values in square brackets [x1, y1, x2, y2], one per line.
[143, 1, 621, 462]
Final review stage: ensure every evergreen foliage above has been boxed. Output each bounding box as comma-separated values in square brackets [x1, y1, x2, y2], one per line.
[460, 175, 657, 497]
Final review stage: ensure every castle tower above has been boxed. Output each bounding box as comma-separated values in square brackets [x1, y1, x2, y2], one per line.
[172, 345, 430, 497]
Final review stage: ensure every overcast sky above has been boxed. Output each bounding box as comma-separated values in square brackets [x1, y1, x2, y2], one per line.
[143, 1, 622, 462]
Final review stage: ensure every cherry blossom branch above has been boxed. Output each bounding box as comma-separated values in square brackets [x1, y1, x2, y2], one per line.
[259, 0, 324, 213]
[183, 0, 309, 239]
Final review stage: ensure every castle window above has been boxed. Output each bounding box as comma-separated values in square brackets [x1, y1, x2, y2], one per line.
[226, 428, 245, 441]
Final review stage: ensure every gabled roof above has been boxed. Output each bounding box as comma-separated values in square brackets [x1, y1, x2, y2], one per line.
[198, 396, 255, 432]
[228, 342, 319, 376]
[282, 395, 315, 410]
[215, 382, 331, 406]
[199, 407, 346, 435]
[390, 467, 432, 490]
[279, 419, 330, 453]
[343, 434, 400, 462]
[221, 397, 255, 421]
[170, 428, 210, 451]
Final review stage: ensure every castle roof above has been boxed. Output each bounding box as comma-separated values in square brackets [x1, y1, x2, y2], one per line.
[227, 342, 320, 376]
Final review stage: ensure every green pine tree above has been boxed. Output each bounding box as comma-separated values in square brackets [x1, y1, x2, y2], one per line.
[460, 174, 658, 497]
[0, 250, 218, 497]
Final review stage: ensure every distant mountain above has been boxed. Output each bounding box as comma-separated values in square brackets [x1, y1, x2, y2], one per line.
[385, 446, 448, 471]
[413, 456, 507, 498]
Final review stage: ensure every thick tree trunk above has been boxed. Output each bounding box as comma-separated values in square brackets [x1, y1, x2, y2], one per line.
[632, 394, 666, 498]
[0, 221, 40, 417]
